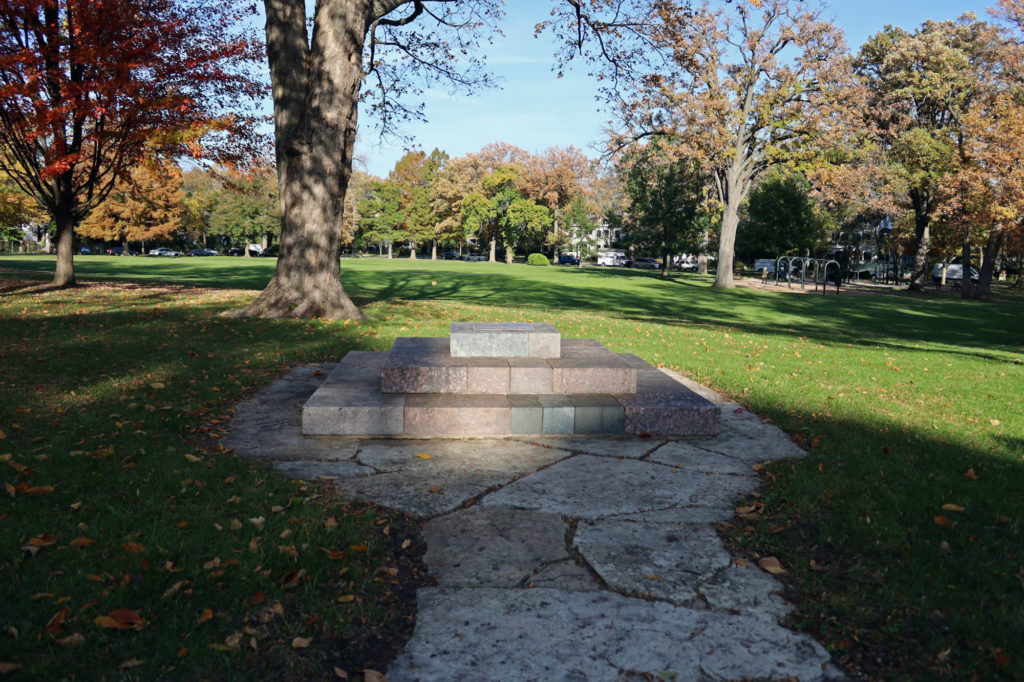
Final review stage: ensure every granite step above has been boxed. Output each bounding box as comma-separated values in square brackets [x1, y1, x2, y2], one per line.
[302, 351, 720, 437]
[380, 337, 637, 395]
[450, 321, 561, 358]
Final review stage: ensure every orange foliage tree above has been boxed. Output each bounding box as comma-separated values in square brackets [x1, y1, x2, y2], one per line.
[77, 162, 185, 253]
[0, 0, 265, 287]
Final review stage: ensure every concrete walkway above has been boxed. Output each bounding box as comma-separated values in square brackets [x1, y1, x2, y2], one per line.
[224, 364, 846, 681]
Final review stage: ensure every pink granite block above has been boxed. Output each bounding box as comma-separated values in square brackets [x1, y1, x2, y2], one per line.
[560, 338, 609, 357]
[618, 370, 720, 436]
[404, 394, 510, 436]
[381, 365, 467, 393]
[466, 357, 511, 393]
[509, 357, 554, 393]
[549, 357, 637, 394]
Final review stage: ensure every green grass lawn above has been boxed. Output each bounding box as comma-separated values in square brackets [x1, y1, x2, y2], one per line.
[2, 254, 1023, 680]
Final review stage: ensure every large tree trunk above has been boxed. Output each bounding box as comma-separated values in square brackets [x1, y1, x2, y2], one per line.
[51, 209, 76, 288]
[489, 238, 496, 263]
[908, 202, 931, 291]
[959, 226, 973, 300]
[409, 243, 417, 259]
[431, 241, 437, 260]
[713, 189, 742, 289]
[232, 0, 368, 319]
[973, 228, 1002, 301]
[505, 243, 514, 264]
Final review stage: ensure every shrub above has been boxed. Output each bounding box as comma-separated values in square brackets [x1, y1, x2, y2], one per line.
[527, 253, 550, 266]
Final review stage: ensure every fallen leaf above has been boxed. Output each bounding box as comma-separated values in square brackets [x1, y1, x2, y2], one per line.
[941, 504, 966, 513]
[203, 557, 221, 570]
[250, 591, 265, 605]
[337, 594, 356, 603]
[321, 548, 344, 560]
[291, 636, 311, 649]
[229, 519, 242, 531]
[117, 658, 144, 670]
[162, 580, 189, 599]
[271, 505, 284, 513]
[0, 663, 21, 674]
[25, 485, 54, 495]
[989, 419, 1001, 426]
[734, 505, 757, 515]
[414, 453, 432, 459]
[198, 608, 214, 624]
[184, 454, 202, 463]
[963, 468, 978, 480]
[225, 632, 242, 649]
[94, 616, 130, 630]
[278, 568, 307, 588]
[0, 429, 5, 439]
[55, 632, 86, 647]
[933, 515, 955, 527]
[992, 648, 1010, 666]
[248, 516, 266, 531]
[70, 537, 94, 547]
[348, 544, 368, 553]
[41, 608, 70, 635]
[427, 484, 443, 494]
[757, 557, 787, 575]
[809, 559, 826, 572]
[333, 667, 349, 679]
[121, 542, 145, 554]
[29, 534, 59, 547]
[363, 670, 388, 682]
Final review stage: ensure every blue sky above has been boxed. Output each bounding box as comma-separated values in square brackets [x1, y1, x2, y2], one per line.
[356, 0, 995, 177]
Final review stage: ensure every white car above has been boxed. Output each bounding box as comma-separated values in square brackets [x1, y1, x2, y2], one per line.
[149, 247, 180, 257]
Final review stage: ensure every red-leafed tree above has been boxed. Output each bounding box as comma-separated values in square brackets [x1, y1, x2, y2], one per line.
[0, 0, 265, 287]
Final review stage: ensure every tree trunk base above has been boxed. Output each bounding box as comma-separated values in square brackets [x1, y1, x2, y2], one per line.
[225, 276, 366, 320]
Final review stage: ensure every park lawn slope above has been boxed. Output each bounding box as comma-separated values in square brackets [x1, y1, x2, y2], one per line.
[1, 256, 1022, 679]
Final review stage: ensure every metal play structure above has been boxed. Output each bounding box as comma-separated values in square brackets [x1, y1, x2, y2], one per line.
[773, 256, 842, 294]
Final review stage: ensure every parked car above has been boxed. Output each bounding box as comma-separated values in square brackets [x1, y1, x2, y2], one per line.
[632, 257, 661, 269]
[227, 245, 264, 257]
[79, 247, 91, 255]
[558, 254, 581, 265]
[596, 250, 628, 266]
[107, 247, 139, 255]
[188, 248, 219, 256]
[440, 251, 461, 260]
[149, 247, 180, 257]
[675, 259, 698, 272]
[463, 253, 487, 261]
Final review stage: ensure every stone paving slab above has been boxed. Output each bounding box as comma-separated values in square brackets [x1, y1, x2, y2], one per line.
[422, 508, 581, 588]
[387, 588, 836, 682]
[573, 519, 732, 605]
[225, 363, 842, 682]
[482, 455, 716, 518]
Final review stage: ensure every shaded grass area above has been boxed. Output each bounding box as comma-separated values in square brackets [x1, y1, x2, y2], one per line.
[0, 282, 426, 680]
[2, 255, 1023, 680]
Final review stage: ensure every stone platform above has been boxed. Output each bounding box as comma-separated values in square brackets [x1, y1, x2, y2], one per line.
[302, 323, 720, 438]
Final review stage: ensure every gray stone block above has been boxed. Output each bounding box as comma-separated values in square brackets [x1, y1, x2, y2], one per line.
[302, 354, 405, 435]
[509, 395, 543, 434]
[539, 394, 574, 434]
[571, 394, 625, 434]
[450, 322, 561, 358]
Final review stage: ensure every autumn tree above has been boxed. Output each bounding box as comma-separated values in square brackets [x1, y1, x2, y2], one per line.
[563, 194, 598, 267]
[519, 146, 597, 256]
[855, 17, 1003, 290]
[78, 162, 185, 252]
[0, 0, 264, 287]
[610, 0, 853, 288]
[388, 149, 446, 259]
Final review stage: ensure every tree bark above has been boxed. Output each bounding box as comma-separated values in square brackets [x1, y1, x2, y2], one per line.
[431, 241, 437, 260]
[959, 225, 973, 300]
[713, 190, 742, 288]
[488, 238, 496, 262]
[410, 242, 417, 259]
[973, 228, 1002, 301]
[505, 242, 514, 264]
[232, 0, 369, 319]
[51, 209, 76, 288]
[908, 196, 931, 291]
